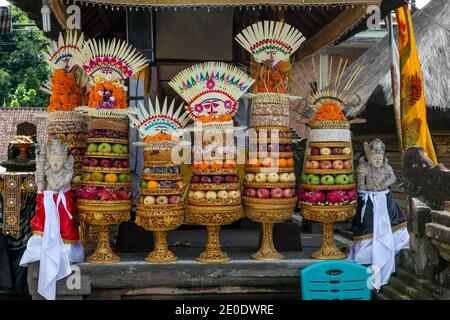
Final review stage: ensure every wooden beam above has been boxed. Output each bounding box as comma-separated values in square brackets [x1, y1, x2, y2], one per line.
[296, 5, 368, 60]
[98, 8, 114, 36]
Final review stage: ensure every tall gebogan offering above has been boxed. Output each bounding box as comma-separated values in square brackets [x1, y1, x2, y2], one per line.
[75, 38, 148, 263]
[298, 62, 364, 259]
[128, 98, 189, 262]
[236, 21, 304, 260]
[169, 62, 254, 263]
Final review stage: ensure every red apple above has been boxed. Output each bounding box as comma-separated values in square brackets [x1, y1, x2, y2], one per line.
[122, 159, 129, 167]
[200, 176, 212, 183]
[319, 160, 332, 169]
[271, 188, 283, 198]
[89, 158, 99, 167]
[284, 144, 292, 152]
[310, 161, 320, 169]
[100, 159, 112, 168]
[332, 160, 344, 169]
[112, 160, 123, 168]
[245, 188, 257, 197]
[343, 160, 352, 169]
[331, 147, 343, 155]
[83, 158, 91, 166]
[257, 188, 271, 199]
[283, 188, 294, 198]
[169, 195, 181, 204]
[191, 175, 200, 183]
[224, 175, 235, 183]
[310, 147, 320, 155]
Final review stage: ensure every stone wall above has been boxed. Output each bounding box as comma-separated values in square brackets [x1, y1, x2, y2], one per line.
[0, 108, 47, 161]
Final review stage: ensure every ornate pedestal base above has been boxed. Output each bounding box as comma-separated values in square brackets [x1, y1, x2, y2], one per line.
[244, 198, 296, 261]
[187, 204, 242, 264]
[145, 231, 177, 263]
[251, 222, 284, 260]
[86, 225, 120, 264]
[311, 222, 346, 260]
[197, 226, 230, 263]
[301, 204, 356, 260]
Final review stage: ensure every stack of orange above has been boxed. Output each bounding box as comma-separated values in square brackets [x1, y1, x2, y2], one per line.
[246, 157, 294, 168]
[193, 160, 237, 169]
[198, 114, 232, 123]
[311, 102, 347, 121]
[144, 133, 176, 143]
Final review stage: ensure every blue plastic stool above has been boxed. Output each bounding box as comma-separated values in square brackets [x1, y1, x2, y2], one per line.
[301, 260, 372, 300]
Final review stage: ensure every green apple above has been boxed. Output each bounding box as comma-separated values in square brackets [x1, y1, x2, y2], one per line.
[307, 174, 321, 185]
[335, 174, 349, 184]
[112, 144, 123, 154]
[301, 174, 309, 184]
[140, 180, 148, 188]
[122, 145, 129, 154]
[98, 143, 112, 153]
[347, 173, 355, 184]
[118, 173, 129, 183]
[321, 175, 335, 185]
[86, 143, 98, 153]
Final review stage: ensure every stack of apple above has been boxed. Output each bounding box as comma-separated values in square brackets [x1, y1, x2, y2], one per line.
[299, 143, 357, 206]
[187, 172, 241, 204]
[243, 172, 296, 199]
[139, 163, 184, 206]
[76, 127, 132, 202]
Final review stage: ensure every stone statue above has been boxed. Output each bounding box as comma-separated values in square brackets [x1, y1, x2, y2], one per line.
[20, 138, 84, 300]
[35, 139, 74, 192]
[356, 138, 396, 191]
[347, 138, 409, 290]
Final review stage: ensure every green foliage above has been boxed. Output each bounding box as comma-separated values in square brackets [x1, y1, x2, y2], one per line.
[0, 5, 50, 107]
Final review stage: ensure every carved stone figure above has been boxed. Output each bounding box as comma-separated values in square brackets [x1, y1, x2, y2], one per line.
[20, 139, 83, 300]
[357, 138, 396, 192]
[35, 139, 74, 192]
[347, 138, 410, 290]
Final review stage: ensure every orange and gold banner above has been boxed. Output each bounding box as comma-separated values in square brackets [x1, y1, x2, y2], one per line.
[395, 4, 437, 164]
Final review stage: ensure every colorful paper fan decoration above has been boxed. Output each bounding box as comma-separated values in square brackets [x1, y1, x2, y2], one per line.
[76, 38, 148, 83]
[43, 31, 85, 72]
[75, 38, 148, 110]
[235, 21, 304, 67]
[128, 97, 190, 142]
[168, 62, 254, 122]
[40, 31, 85, 111]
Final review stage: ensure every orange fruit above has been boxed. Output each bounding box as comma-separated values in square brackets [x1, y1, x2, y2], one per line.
[176, 180, 184, 188]
[248, 158, 260, 167]
[147, 181, 159, 189]
[192, 161, 202, 169]
[286, 158, 295, 167]
[278, 158, 287, 167]
[223, 160, 236, 169]
[198, 162, 210, 169]
[261, 157, 273, 167]
[104, 173, 118, 183]
[210, 160, 224, 169]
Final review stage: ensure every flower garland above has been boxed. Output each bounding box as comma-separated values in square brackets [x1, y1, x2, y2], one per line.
[87, 79, 128, 110]
[48, 69, 82, 112]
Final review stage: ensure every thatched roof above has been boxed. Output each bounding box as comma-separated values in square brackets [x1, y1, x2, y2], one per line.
[346, 0, 449, 120]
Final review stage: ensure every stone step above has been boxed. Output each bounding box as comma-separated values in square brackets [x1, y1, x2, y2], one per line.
[388, 276, 434, 300]
[431, 210, 450, 227]
[381, 285, 412, 300]
[395, 268, 441, 299]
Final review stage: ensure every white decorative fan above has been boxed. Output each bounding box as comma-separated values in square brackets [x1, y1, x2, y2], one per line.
[128, 97, 190, 140]
[42, 31, 85, 71]
[75, 38, 148, 83]
[235, 21, 305, 67]
[168, 62, 255, 120]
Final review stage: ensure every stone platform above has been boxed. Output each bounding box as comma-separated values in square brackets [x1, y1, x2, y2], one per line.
[27, 228, 347, 300]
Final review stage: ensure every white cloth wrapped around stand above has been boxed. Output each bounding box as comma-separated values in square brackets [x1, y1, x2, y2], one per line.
[20, 187, 84, 300]
[347, 190, 410, 290]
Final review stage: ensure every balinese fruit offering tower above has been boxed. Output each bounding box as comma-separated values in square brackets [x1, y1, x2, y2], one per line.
[169, 62, 254, 263]
[298, 62, 363, 260]
[40, 31, 87, 189]
[128, 97, 189, 263]
[75, 37, 148, 263]
[236, 21, 303, 260]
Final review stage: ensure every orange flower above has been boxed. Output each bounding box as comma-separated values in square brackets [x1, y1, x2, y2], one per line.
[48, 70, 81, 112]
